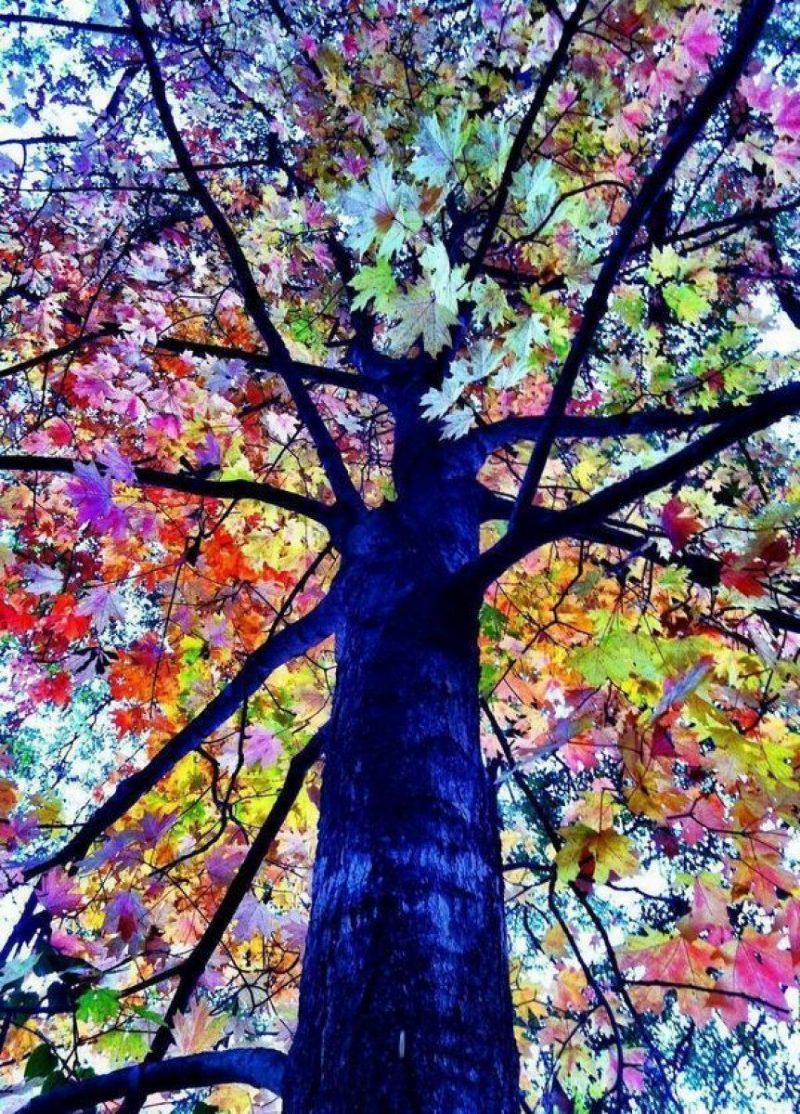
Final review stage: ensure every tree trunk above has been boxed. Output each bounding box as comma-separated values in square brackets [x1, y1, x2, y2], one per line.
[281, 494, 519, 1113]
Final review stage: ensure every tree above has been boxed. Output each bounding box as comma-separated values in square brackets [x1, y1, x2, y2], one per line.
[0, 0, 798, 1110]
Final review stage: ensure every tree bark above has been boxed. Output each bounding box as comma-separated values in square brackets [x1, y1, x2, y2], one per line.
[282, 491, 519, 1113]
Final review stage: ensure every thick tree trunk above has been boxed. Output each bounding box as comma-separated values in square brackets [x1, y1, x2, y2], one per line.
[282, 494, 519, 1113]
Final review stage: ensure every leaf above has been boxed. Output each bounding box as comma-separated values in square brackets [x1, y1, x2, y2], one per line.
[171, 999, 228, 1055]
[77, 987, 120, 1024]
[418, 241, 467, 311]
[24, 564, 64, 595]
[76, 586, 127, 633]
[340, 161, 420, 258]
[0, 953, 40, 990]
[233, 893, 275, 943]
[511, 160, 559, 233]
[350, 257, 398, 313]
[680, 9, 721, 73]
[714, 931, 794, 1028]
[409, 106, 469, 186]
[661, 497, 703, 550]
[25, 1043, 59, 1080]
[36, 868, 83, 916]
[556, 824, 639, 886]
[663, 281, 710, 324]
[573, 627, 662, 689]
[388, 284, 458, 355]
[243, 725, 282, 767]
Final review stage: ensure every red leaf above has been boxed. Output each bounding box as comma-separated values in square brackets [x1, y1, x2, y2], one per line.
[720, 565, 765, 598]
[661, 497, 703, 550]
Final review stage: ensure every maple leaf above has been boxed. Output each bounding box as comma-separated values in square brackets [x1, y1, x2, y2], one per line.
[243, 725, 283, 767]
[511, 160, 559, 233]
[350, 257, 398, 314]
[104, 891, 146, 946]
[409, 106, 469, 186]
[340, 161, 420, 258]
[66, 463, 128, 539]
[388, 284, 458, 356]
[713, 931, 794, 1028]
[679, 9, 722, 73]
[24, 564, 64, 595]
[233, 893, 276, 943]
[170, 999, 228, 1055]
[556, 823, 639, 886]
[661, 497, 703, 550]
[76, 586, 127, 633]
[774, 89, 800, 136]
[36, 868, 82, 916]
[719, 561, 766, 598]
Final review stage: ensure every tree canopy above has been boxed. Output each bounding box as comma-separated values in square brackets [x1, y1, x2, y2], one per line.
[0, 0, 799, 1111]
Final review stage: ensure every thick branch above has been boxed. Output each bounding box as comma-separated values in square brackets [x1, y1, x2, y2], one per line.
[504, 0, 775, 528]
[465, 0, 590, 279]
[126, 0, 362, 512]
[16, 1049, 285, 1114]
[22, 589, 337, 879]
[472, 379, 800, 584]
[156, 337, 375, 394]
[0, 328, 118, 380]
[120, 729, 326, 1113]
[465, 398, 773, 459]
[0, 454, 336, 529]
[0, 13, 132, 34]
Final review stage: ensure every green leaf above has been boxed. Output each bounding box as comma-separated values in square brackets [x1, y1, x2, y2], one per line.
[97, 1028, 148, 1064]
[573, 628, 662, 688]
[76, 987, 120, 1024]
[663, 281, 710, 324]
[350, 257, 397, 314]
[25, 1043, 58, 1080]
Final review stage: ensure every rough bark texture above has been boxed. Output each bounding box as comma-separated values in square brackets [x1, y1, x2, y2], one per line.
[282, 442, 519, 1113]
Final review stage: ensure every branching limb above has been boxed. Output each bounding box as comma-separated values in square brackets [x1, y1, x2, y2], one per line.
[125, 0, 363, 513]
[15, 1048, 286, 1114]
[503, 0, 775, 530]
[22, 588, 337, 880]
[463, 397, 782, 459]
[0, 13, 132, 34]
[0, 328, 119, 380]
[156, 337, 376, 394]
[472, 379, 800, 584]
[465, 0, 590, 278]
[0, 454, 338, 530]
[118, 728, 327, 1114]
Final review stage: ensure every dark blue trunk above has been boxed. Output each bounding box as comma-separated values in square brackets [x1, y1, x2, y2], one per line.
[282, 470, 519, 1113]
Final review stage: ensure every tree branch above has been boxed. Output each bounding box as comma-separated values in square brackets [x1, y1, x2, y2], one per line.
[471, 378, 800, 584]
[125, 0, 362, 512]
[119, 728, 327, 1113]
[503, 0, 775, 530]
[16, 1048, 285, 1114]
[0, 328, 119, 380]
[464, 398, 777, 459]
[569, 520, 800, 635]
[22, 588, 337, 880]
[155, 337, 376, 394]
[0, 13, 133, 35]
[465, 0, 590, 279]
[0, 454, 337, 530]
